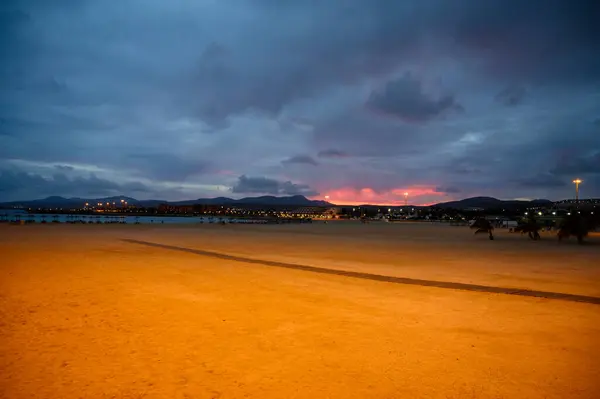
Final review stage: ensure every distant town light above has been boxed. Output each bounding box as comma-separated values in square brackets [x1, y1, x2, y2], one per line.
[538, 212, 542, 216]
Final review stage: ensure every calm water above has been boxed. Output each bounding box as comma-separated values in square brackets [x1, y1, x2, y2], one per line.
[0, 210, 251, 224]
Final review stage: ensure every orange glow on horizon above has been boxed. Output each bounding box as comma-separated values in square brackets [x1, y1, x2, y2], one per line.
[315, 186, 449, 206]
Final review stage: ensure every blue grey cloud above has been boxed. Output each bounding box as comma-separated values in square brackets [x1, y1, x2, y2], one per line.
[232, 175, 318, 196]
[0, 168, 150, 201]
[366, 73, 463, 122]
[282, 155, 318, 166]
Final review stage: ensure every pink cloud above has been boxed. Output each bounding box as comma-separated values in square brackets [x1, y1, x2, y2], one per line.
[312, 185, 451, 206]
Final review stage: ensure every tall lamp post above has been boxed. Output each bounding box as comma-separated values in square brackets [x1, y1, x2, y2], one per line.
[573, 179, 582, 202]
[404, 192, 409, 207]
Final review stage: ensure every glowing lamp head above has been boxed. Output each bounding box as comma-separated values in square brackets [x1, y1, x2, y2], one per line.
[573, 179, 582, 184]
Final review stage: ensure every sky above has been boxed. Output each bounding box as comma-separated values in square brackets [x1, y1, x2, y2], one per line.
[1, 0, 599, 205]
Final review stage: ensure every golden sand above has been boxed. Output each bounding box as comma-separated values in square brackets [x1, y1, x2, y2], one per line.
[1, 223, 599, 398]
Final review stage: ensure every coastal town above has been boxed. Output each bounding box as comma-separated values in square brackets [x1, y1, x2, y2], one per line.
[2, 196, 598, 231]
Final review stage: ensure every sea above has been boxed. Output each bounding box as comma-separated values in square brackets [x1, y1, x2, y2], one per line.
[0, 209, 253, 224]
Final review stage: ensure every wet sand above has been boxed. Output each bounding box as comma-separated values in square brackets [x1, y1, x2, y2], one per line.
[1, 223, 599, 398]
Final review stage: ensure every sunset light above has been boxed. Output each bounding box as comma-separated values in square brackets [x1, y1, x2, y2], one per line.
[315, 186, 449, 206]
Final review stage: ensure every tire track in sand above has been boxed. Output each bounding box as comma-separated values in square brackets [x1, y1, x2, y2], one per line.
[122, 239, 600, 305]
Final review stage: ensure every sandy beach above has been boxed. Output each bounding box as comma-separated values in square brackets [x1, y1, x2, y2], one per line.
[1, 222, 599, 398]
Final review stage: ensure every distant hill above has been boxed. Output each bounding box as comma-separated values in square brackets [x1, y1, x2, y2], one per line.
[168, 195, 331, 207]
[1, 194, 560, 210]
[433, 196, 553, 210]
[0, 195, 333, 209]
[0, 196, 154, 208]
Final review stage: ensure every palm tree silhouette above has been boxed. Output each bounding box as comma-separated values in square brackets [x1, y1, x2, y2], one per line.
[558, 213, 596, 245]
[515, 215, 542, 240]
[470, 218, 494, 240]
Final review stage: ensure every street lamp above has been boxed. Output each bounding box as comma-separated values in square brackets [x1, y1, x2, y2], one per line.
[573, 179, 582, 202]
[404, 192, 409, 206]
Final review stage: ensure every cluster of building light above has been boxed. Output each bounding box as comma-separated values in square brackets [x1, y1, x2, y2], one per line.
[83, 199, 129, 210]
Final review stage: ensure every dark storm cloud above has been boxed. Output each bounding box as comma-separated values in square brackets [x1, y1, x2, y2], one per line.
[232, 176, 279, 194]
[312, 107, 466, 158]
[279, 181, 319, 196]
[317, 149, 349, 159]
[5, 1, 600, 124]
[447, 1, 600, 84]
[366, 74, 463, 122]
[282, 155, 318, 166]
[437, 109, 600, 196]
[434, 186, 462, 194]
[123, 153, 212, 181]
[445, 161, 483, 176]
[232, 175, 318, 196]
[244, 0, 600, 104]
[513, 173, 568, 189]
[551, 152, 600, 176]
[170, 0, 599, 125]
[0, 168, 150, 201]
[495, 86, 527, 106]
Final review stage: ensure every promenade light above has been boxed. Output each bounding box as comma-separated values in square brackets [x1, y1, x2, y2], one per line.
[572, 179, 582, 202]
